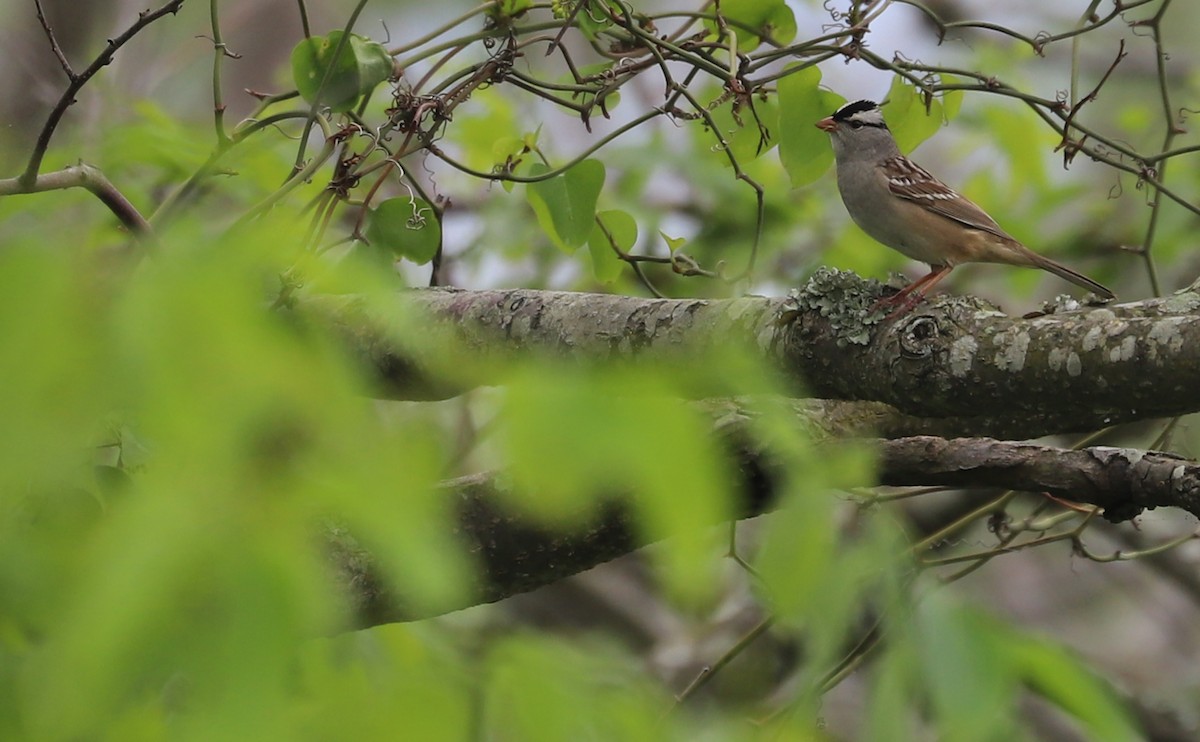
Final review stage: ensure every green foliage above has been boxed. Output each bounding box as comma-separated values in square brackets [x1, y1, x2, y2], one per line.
[491, 0, 534, 22]
[364, 197, 441, 264]
[296, 626, 473, 739]
[588, 209, 636, 282]
[483, 634, 666, 740]
[882, 75, 961, 155]
[452, 88, 524, 173]
[524, 159, 606, 251]
[915, 593, 1139, 742]
[706, 88, 780, 165]
[706, 0, 798, 49]
[291, 31, 392, 113]
[499, 366, 733, 604]
[0, 221, 468, 738]
[778, 65, 843, 187]
[0, 0, 1179, 737]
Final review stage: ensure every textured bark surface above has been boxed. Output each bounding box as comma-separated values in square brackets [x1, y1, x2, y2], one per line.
[296, 270, 1200, 434]
[297, 271, 1200, 626]
[332, 431, 1200, 626]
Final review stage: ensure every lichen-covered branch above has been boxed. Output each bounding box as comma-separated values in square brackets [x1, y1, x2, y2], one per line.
[295, 269, 1200, 434]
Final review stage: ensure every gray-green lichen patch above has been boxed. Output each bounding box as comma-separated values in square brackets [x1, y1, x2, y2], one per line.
[1048, 347, 1067, 372]
[1108, 336, 1137, 363]
[1066, 351, 1082, 377]
[948, 335, 978, 377]
[1163, 291, 1200, 313]
[991, 328, 1031, 372]
[1147, 318, 1185, 360]
[791, 268, 886, 347]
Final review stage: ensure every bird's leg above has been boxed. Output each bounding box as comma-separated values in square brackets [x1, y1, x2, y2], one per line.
[872, 265, 953, 318]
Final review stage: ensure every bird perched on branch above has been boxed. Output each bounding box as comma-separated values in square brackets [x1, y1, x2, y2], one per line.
[816, 99, 1114, 315]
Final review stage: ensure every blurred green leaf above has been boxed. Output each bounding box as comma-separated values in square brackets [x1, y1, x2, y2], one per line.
[941, 74, 965, 121]
[499, 366, 732, 602]
[706, 0, 797, 49]
[0, 247, 109, 497]
[982, 104, 1053, 188]
[365, 197, 441, 264]
[295, 625, 472, 739]
[916, 593, 1019, 741]
[753, 434, 882, 633]
[491, 0, 533, 20]
[707, 88, 780, 164]
[883, 76, 944, 154]
[291, 31, 392, 112]
[778, 65, 843, 187]
[104, 101, 210, 181]
[455, 88, 522, 172]
[1011, 632, 1139, 741]
[484, 635, 664, 741]
[588, 209, 635, 283]
[865, 641, 921, 740]
[525, 159, 606, 251]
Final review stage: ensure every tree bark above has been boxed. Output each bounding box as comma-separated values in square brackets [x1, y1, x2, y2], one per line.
[296, 269, 1200, 436]
[296, 271, 1200, 626]
[331, 432, 1200, 627]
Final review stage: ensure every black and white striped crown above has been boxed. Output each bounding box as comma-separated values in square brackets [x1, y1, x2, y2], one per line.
[832, 99, 887, 128]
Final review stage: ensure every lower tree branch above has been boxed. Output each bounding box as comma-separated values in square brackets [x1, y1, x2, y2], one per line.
[332, 431, 1200, 627]
[876, 437, 1199, 522]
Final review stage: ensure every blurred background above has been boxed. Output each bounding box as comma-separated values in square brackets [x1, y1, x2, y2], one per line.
[3, 1, 1198, 738]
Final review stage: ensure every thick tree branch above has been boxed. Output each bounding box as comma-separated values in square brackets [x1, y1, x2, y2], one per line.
[295, 269, 1200, 435]
[332, 432, 1200, 627]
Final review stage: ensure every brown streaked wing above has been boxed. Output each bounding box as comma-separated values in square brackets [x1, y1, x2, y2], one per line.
[881, 156, 1014, 241]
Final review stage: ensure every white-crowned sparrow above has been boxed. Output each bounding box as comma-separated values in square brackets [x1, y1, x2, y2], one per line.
[816, 99, 1114, 312]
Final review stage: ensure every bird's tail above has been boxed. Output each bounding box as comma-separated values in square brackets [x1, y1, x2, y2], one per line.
[1018, 246, 1115, 300]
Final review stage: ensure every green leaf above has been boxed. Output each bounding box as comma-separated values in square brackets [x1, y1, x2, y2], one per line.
[365, 198, 441, 264]
[1011, 635, 1139, 742]
[491, 0, 533, 20]
[882, 76, 943, 154]
[983, 104, 1053, 188]
[499, 366, 732, 603]
[555, 0, 617, 40]
[291, 31, 393, 112]
[916, 594, 1018, 741]
[940, 74, 965, 121]
[587, 210, 635, 283]
[778, 65, 844, 187]
[660, 232, 687, 252]
[455, 88, 521, 172]
[707, 89, 779, 164]
[706, 0, 797, 49]
[484, 636, 663, 741]
[500, 128, 542, 194]
[754, 440, 878, 627]
[525, 159, 606, 251]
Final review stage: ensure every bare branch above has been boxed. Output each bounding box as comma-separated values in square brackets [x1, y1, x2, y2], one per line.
[19, 0, 189, 187]
[0, 164, 151, 239]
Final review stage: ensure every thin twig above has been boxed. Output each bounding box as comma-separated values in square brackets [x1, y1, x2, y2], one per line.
[19, 0, 189, 187]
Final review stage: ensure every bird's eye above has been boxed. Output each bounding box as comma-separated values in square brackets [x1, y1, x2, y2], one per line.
[849, 120, 864, 129]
